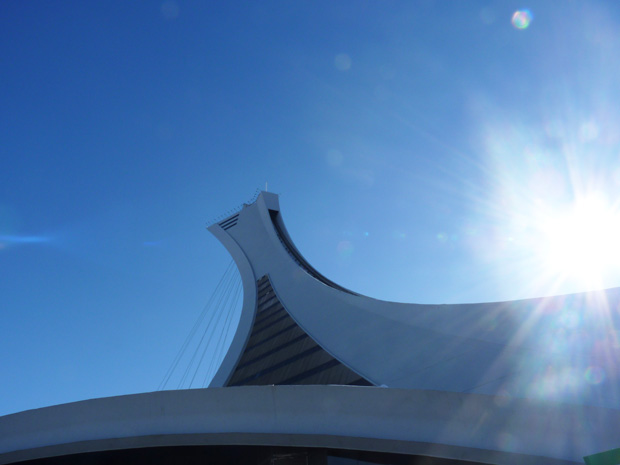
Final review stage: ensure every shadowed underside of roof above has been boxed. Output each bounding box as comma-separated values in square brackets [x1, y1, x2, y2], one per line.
[227, 275, 372, 387]
[5, 445, 492, 465]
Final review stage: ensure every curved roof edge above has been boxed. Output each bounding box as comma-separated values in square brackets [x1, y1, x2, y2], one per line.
[207, 216, 258, 388]
[2, 385, 613, 465]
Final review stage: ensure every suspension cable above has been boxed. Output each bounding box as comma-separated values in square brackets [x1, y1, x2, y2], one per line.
[178, 262, 237, 389]
[158, 259, 242, 390]
[158, 259, 235, 390]
[204, 277, 243, 386]
[190, 266, 242, 388]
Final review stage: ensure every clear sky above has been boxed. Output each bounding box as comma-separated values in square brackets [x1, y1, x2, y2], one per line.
[2, 1, 620, 416]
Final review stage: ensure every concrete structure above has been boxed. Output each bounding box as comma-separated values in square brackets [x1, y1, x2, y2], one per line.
[1, 191, 619, 465]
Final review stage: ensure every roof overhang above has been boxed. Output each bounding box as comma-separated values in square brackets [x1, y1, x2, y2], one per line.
[2, 385, 615, 465]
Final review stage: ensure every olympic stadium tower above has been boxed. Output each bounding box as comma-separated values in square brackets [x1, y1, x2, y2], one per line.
[1, 191, 619, 465]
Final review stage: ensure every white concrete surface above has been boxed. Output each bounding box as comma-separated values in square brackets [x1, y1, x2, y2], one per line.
[2, 385, 615, 464]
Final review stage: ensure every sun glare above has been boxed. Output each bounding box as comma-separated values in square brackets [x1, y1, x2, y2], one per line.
[540, 196, 620, 286]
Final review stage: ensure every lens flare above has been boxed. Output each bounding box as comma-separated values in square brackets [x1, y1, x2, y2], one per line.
[326, 148, 344, 167]
[161, 1, 179, 20]
[497, 432, 519, 452]
[511, 10, 532, 29]
[337, 240, 354, 257]
[0, 235, 50, 245]
[584, 366, 606, 385]
[334, 53, 352, 71]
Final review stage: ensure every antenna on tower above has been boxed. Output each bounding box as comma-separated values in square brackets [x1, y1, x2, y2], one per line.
[265, 182, 268, 192]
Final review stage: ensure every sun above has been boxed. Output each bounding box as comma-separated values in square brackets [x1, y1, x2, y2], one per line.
[539, 195, 620, 287]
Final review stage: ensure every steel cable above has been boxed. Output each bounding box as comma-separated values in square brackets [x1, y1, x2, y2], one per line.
[178, 262, 237, 389]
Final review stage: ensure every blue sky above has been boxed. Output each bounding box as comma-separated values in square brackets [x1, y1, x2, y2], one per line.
[2, 1, 620, 415]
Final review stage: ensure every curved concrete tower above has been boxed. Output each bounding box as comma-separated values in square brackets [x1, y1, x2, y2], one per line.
[2, 191, 619, 465]
[209, 192, 620, 409]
